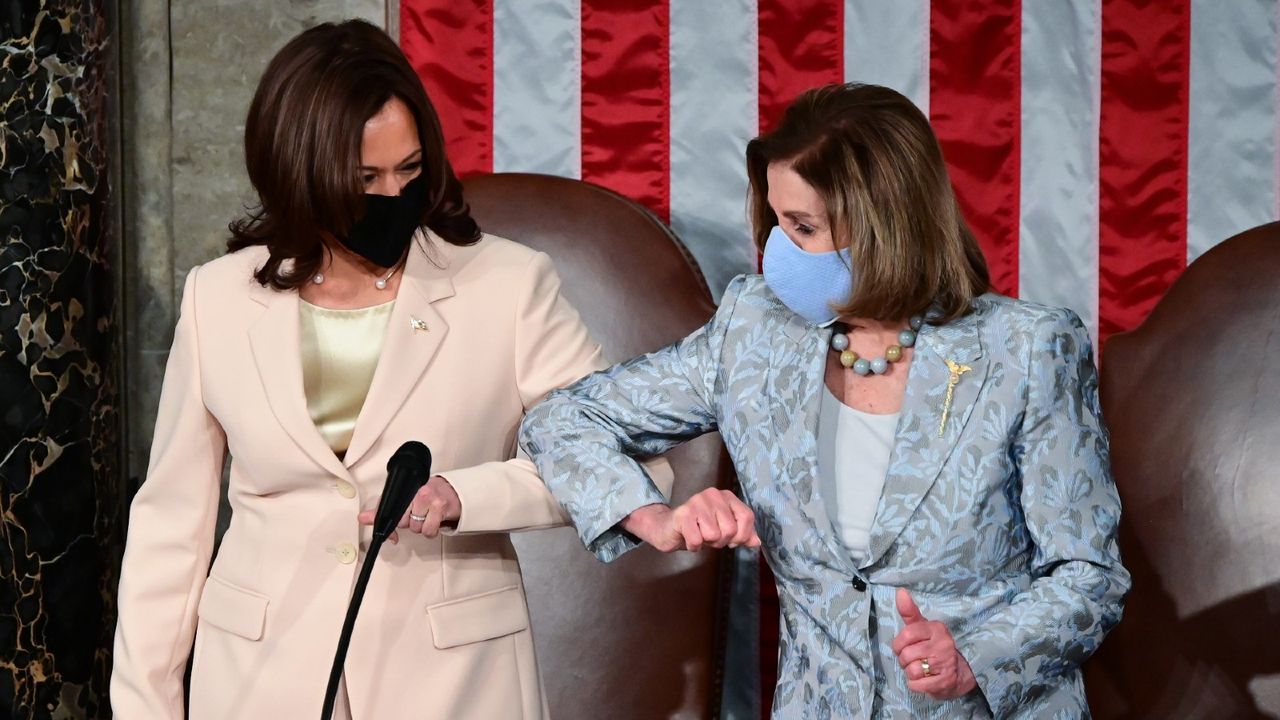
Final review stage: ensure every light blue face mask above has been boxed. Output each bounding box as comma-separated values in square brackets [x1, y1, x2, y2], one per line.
[761, 225, 855, 326]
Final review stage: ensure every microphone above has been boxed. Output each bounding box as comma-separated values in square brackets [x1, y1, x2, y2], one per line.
[321, 441, 431, 719]
[372, 441, 432, 540]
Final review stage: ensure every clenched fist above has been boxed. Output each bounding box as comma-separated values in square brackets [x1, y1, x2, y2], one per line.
[621, 488, 761, 552]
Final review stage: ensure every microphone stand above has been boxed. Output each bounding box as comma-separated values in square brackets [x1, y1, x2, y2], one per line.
[320, 441, 430, 719]
[320, 534, 387, 720]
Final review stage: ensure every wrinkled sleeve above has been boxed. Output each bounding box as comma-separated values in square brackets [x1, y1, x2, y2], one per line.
[112, 267, 226, 719]
[439, 251, 605, 534]
[958, 309, 1131, 717]
[518, 276, 747, 561]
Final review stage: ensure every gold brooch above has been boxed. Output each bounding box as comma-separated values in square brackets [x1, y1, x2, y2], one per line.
[409, 316, 428, 333]
[939, 358, 972, 437]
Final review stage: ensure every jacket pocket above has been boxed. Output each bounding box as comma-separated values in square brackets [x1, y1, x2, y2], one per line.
[197, 575, 269, 641]
[426, 585, 529, 649]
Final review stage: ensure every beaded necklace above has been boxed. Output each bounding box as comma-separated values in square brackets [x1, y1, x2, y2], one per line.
[830, 315, 923, 376]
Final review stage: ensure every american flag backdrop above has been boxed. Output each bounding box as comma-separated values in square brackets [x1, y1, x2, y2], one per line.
[398, 0, 1279, 713]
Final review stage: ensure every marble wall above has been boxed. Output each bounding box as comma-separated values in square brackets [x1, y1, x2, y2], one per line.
[0, 1, 122, 717]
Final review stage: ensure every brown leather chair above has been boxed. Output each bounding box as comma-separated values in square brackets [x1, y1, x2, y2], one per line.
[461, 172, 735, 719]
[1085, 222, 1280, 718]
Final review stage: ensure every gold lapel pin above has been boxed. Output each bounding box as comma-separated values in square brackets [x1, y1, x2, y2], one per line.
[409, 316, 429, 333]
[939, 358, 972, 437]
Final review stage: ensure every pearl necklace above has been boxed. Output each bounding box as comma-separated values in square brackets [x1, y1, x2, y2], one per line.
[830, 315, 923, 376]
[311, 267, 397, 290]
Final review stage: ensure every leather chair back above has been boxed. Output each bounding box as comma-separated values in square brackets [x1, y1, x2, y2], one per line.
[462, 172, 734, 719]
[1086, 222, 1280, 717]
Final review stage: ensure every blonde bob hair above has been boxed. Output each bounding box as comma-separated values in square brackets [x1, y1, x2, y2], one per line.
[747, 82, 989, 323]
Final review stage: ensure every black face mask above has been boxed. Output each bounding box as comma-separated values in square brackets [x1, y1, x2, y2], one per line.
[338, 173, 430, 268]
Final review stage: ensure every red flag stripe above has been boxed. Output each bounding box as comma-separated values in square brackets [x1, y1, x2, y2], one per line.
[757, 0, 844, 134]
[1098, 0, 1190, 345]
[929, 0, 1022, 298]
[399, 0, 494, 176]
[580, 1, 671, 221]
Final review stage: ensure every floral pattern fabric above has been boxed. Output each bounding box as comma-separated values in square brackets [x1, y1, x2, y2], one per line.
[519, 275, 1129, 719]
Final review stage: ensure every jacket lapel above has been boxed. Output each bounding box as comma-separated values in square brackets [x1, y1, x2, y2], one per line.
[247, 281, 351, 479]
[342, 238, 453, 467]
[864, 310, 989, 567]
[767, 318, 861, 575]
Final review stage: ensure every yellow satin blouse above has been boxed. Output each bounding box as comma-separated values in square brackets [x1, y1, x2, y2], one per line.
[299, 299, 395, 456]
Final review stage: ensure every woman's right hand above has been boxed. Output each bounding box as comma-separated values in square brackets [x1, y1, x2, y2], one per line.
[621, 489, 761, 552]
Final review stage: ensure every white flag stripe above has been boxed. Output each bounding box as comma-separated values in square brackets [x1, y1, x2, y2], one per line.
[669, 0, 759, 296]
[1018, 0, 1102, 341]
[492, 0, 581, 176]
[670, 6, 761, 716]
[843, 0, 930, 112]
[1187, 0, 1278, 262]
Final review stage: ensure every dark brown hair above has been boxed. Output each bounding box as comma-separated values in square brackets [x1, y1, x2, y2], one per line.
[747, 83, 989, 323]
[228, 19, 479, 288]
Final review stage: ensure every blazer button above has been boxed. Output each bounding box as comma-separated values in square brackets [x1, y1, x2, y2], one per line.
[329, 543, 357, 565]
[333, 481, 357, 499]
[851, 576, 867, 592]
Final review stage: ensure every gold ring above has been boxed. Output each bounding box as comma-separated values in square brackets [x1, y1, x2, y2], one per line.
[920, 658, 933, 676]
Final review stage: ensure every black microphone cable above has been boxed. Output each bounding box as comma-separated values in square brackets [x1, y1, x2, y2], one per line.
[321, 441, 431, 720]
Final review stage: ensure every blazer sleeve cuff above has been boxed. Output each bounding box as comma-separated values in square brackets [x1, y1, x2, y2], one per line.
[574, 469, 669, 563]
[436, 464, 499, 535]
[955, 634, 1017, 718]
[437, 462, 569, 535]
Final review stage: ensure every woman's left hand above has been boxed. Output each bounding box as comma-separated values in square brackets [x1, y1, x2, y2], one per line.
[357, 475, 461, 540]
[891, 588, 978, 700]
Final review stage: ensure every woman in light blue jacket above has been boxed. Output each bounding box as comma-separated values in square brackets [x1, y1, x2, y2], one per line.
[519, 83, 1129, 719]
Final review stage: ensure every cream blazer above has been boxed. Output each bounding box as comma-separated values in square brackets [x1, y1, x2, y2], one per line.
[112, 233, 654, 719]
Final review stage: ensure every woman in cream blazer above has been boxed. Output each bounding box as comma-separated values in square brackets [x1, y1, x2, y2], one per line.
[110, 20, 632, 720]
[113, 235, 604, 719]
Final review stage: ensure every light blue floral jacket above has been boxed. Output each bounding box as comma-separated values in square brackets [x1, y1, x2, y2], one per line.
[519, 275, 1129, 719]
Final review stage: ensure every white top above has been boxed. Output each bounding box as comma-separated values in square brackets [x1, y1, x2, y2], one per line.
[816, 385, 900, 565]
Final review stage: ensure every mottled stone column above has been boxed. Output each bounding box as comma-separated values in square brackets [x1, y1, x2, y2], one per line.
[0, 2, 121, 718]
